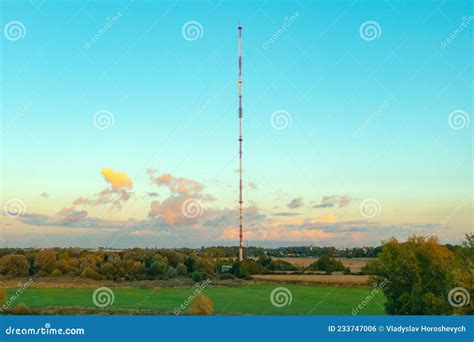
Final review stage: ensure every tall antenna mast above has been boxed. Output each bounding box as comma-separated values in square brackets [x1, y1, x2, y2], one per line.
[238, 25, 244, 262]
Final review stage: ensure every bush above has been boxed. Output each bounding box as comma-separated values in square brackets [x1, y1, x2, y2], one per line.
[187, 293, 213, 315]
[233, 260, 265, 278]
[37, 270, 48, 277]
[51, 269, 62, 277]
[266, 259, 299, 272]
[81, 266, 101, 280]
[219, 273, 235, 280]
[192, 271, 202, 282]
[0, 255, 30, 277]
[11, 304, 31, 315]
[307, 255, 346, 275]
[176, 263, 187, 275]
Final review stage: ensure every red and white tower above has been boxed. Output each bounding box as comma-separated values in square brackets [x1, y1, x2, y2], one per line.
[238, 25, 244, 262]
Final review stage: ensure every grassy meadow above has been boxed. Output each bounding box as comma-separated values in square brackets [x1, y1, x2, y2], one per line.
[6, 284, 386, 315]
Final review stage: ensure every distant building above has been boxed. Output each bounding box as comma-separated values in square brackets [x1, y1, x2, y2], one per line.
[219, 265, 233, 273]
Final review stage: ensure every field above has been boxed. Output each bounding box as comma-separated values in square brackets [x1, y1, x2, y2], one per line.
[251, 275, 371, 286]
[5, 284, 386, 315]
[273, 257, 372, 273]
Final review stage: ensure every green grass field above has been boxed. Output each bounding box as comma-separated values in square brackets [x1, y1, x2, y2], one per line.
[8, 284, 386, 315]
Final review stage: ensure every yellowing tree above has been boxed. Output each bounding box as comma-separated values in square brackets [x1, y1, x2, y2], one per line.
[187, 293, 214, 315]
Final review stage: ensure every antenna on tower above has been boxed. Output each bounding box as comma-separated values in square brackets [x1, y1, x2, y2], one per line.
[238, 24, 244, 262]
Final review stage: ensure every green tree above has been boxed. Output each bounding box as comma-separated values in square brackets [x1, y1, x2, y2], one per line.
[184, 253, 200, 273]
[451, 234, 474, 315]
[369, 236, 455, 315]
[176, 263, 187, 275]
[307, 255, 346, 275]
[192, 271, 202, 282]
[233, 260, 265, 278]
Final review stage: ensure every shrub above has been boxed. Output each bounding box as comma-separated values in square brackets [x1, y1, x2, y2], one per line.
[0, 255, 30, 277]
[307, 255, 346, 275]
[192, 271, 202, 282]
[51, 269, 62, 277]
[266, 259, 299, 272]
[187, 293, 213, 315]
[176, 263, 187, 275]
[81, 266, 101, 280]
[37, 270, 48, 277]
[219, 273, 235, 280]
[233, 260, 265, 278]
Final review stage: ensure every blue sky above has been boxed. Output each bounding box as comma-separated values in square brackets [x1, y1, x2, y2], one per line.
[1, 0, 472, 248]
